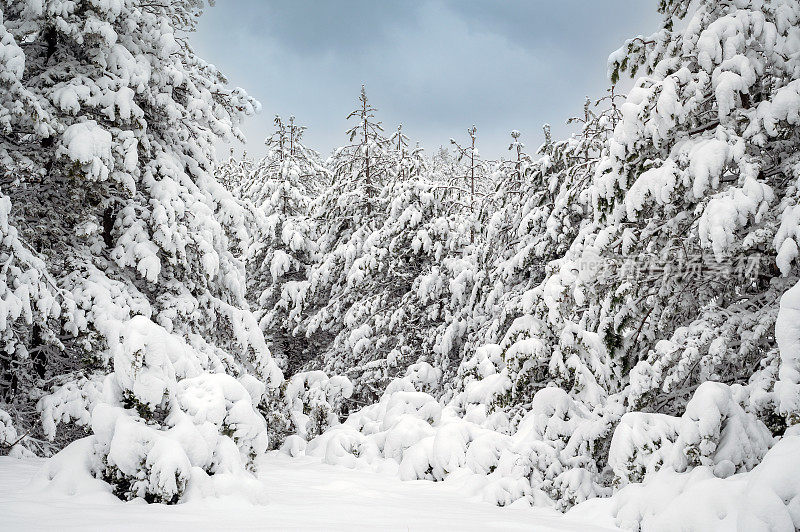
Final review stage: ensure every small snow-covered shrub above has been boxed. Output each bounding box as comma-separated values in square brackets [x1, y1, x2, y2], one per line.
[305, 366, 443, 469]
[42, 316, 270, 504]
[513, 387, 614, 510]
[263, 370, 353, 449]
[0, 408, 16, 448]
[403, 362, 442, 396]
[608, 381, 773, 491]
[609, 412, 680, 485]
[572, 434, 800, 531]
[280, 371, 353, 441]
[449, 345, 512, 427]
[671, 382, 773, 474]
[0, 408, 31, 457]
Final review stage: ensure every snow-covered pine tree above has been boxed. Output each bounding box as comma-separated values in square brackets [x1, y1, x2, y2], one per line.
[269, 115, 290, 159]
[408, 142, 427, 180]
[217, 148, 254, 192]
[239, 116, 325, 374]
[502, 131, 531, 193]
[390, 124, 411, 182]
[389, 124, 427, 182]
[321, 85, 392, 226]
[441, 126, 493, 244]
[430, 145, 458, 183]
[590, 0, 800, 427]
[241, 115, 325, 208]
[281, 88, 395, 380]
[305, 177, 467, 407]
[0, 185, 60, 451]
[488, 130, 534, 251]
[0, 0, 282, 475]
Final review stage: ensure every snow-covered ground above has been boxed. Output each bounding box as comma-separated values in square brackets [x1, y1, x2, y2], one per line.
[0, 453, 617, 531]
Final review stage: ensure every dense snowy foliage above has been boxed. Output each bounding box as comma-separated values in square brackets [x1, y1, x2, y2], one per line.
[0, 0, 280, 494]
[2, 0, 800, 529]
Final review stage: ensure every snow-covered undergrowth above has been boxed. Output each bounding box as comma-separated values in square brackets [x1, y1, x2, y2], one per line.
[305, 374, 610, 511]
[288, 359, 799, 530]
[570, 429, 800, 531]
[39, 316, 270, 504]
[266, 370, 354, 445]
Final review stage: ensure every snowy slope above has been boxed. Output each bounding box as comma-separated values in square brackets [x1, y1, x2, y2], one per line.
[0, 454, 616, 531]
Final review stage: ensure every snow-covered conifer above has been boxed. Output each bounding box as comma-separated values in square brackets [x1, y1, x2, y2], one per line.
[441, 126, 493, 243]
[591, 0, 800, 420]
[0, 0, 281, 461]
[320, 85, 392, 228]
[239, 116, 325, 373]
[217, 148, 254, 192]
[43, 316, 271, 503]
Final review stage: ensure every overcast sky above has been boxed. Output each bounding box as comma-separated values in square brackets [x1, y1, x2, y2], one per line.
[191, 1, 661, 160]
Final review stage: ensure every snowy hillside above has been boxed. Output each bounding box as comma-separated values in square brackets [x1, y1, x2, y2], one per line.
[2, 0, 800, 530]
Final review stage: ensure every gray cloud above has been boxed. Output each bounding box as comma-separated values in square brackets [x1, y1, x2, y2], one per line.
[192, 1, 660, 159]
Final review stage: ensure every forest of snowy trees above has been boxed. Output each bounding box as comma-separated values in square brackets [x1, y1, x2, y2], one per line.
[2, 0, 800, 530]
